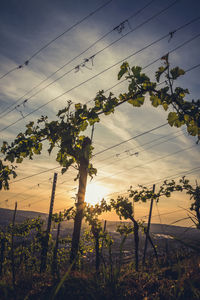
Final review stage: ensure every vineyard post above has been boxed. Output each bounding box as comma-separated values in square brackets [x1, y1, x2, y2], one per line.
[70, 137, 91, 264]
[52, 213, 61, 279]
[133, 219, 139, 271]
[143, 184, 155, 265]
[11, 202, 17, 288]
[100, 220, 107, 261]
[40, 172, 57, 273]
[0, 234, 5, 276]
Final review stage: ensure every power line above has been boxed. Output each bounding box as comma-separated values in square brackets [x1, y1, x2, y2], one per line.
[105, 166, 200, 198]
[142, 208, 184, 220]
[9, 166, 61, 185]
[1, 119, 198, 189]
[0, 0, 113, 81]
[0, 0, 156, 117]
[94, 129, 186, 169]
[2, 171, 77, 209]
[12, 182, 77, 210]
[1, 121, 176, 205]
[1, 122, 168, 190]
[0, 176, 53, 206]
[93, 123, 168, 156]
[93, 144, 198, 184]
[94, 128, 185, 165]
[15, 164, 200, 211]
[44, 128, 188, 191]
[89, 32, 200, 102]
[1, 16, 199, 134]
[139, 166, 200, 189]
[46, 145, 200, 201]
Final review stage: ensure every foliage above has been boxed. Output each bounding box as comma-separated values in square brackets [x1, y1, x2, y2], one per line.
[1, 58, 200, 189]
[52, 207, 74, 223]
[128, 177, 200, 229]
[179, 178, 200, 229]
[0, 160, 17, 190]
[0, 205, 200, 299]
[111, 196, 140, 271]
[84, 199, 111, 272]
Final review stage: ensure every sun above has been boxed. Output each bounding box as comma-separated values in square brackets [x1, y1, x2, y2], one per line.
[85, 183, 109, 206]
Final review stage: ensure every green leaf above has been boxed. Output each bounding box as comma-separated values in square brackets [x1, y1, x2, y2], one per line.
[16, 157, 23, 163]
[128, 96, 144, 107]
[131, 66, 142, 78]
[187, 124, 199, 136]
[118, 62, 129, 80]
[150, 95, 161, 107]
[128, 81, 136, 92]
[155, 66, 168, 82]
[167, 112, 184, 127]
[170, 67, 185, 80]
[168, 112, 179, 126]
[184, 114, 190, 122]
[75, 103, 82, 110]
[162, 102, 168, 111]
[26, 121, 34, 128]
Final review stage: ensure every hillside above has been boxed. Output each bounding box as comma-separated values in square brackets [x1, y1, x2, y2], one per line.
[0, 208, 47, 227]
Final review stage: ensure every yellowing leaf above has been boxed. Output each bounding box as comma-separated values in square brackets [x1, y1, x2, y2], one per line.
[150, 95, 161, 107]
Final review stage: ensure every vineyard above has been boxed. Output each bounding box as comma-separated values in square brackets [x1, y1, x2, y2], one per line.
[0, 0, 200, 299]
[0, 176, 200, 299]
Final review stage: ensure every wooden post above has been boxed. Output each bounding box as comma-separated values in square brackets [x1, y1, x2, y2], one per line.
[52, 216, 61, 279]
[100, 220, 107, 258]
[40, 172, 57, 273]
[11, 202, 17, 288]
[143, 184, 155, 265]
[0, 235, 5, 276]
[133, 219, 139, 271]
[70, 137, 91, 264]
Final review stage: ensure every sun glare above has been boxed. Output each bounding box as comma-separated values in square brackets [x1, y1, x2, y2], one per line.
[85, 183, 109, 206]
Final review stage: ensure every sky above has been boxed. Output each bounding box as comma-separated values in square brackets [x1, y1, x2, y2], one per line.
[0, 0, 200, 226]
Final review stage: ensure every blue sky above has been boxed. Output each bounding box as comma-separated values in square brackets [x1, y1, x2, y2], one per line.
[0, 0, 199, 226]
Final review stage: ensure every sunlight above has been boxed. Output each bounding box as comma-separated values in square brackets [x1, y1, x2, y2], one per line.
[85, 183, 109, 206]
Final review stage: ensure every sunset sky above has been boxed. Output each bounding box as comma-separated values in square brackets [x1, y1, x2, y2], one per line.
[0, 0, 199, 226]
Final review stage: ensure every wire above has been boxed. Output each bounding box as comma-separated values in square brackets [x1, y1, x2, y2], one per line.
[141, 166, 200, 188]
[88, 32, 200, 102]
[47, 146, 200, 203]
[93, 144, 198, 184]
[0, 67, 20, 80]
[106, 166, 200, 198]
[1, 26, 199, 136]
[93, 123, 168, 156]
[0, 0, 156, 117]
[12, 183, 77, 210]
[185, 63, 200, 73]
[0, 0, 113, 81]
[1, 28, 199, 135]
[142, 208, 184, 220]
[15, 165, 200, 212]
[95, 128, 185, 165]
[0, 122, 168, 191]
[94, 130, 186, 170]
[9, 166, 61, 185]
[0, 176, 53, 205]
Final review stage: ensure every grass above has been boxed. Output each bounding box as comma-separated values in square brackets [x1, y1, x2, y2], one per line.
[0, 249, 200, 300]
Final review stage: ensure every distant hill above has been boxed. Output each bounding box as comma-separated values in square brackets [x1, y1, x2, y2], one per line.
[0, 208, 199, 242]
[0, 208, 47, 227]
